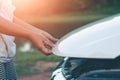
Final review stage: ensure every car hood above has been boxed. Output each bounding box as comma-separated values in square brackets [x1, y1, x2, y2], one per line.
[52, 14, 120, 59]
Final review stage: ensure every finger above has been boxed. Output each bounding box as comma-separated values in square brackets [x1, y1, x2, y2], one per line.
[32, 39, 52, 55]
[30, 33, 53, 55]
[43, 39, 55, 48]
[40, 34, 55, 48]
[38, 43, 52, 55]
[43, 32, 58, 43]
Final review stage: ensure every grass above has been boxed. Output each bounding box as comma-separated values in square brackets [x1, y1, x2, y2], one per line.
[14, 49, 62, 76]
[14, 50, 62, 63]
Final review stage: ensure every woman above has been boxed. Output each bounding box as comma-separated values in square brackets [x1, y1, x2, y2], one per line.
[0, 0, 57, 79]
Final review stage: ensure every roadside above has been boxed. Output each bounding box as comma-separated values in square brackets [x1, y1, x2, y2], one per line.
[19, 71, 51, 80]
[17, 60, 57, 80]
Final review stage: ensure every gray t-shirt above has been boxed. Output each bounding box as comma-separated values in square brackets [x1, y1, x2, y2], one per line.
[0, 0, 16, 62]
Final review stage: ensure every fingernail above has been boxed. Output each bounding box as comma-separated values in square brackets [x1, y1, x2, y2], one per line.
[48, 50, 52, 53]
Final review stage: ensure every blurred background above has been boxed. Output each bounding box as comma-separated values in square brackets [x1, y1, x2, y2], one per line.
[12, 0, 120, 80]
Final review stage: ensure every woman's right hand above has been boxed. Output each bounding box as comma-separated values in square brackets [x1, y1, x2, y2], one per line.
[29, 30, 58, 55]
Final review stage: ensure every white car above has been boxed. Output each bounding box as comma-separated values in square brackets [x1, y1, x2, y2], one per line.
[51, 14, 120, 80]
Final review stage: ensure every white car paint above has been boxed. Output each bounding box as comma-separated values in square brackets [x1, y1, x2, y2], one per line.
[52, 14, 120, 59]
[51, 68, 66, 80]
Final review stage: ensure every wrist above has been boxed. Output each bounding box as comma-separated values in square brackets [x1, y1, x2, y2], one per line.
[22, 30, 33, 40]
[27, 31, 36, 40]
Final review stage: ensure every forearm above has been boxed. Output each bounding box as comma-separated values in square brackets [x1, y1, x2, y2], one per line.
[0, 14, 57, 54]
[0, 16, 32, 39]
[13, 16, 41, 33]
[13, 16, 57, 42]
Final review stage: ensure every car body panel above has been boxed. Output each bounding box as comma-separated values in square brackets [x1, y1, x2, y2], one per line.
[51, 68, 66, 80]
[52, 14, 120, 59]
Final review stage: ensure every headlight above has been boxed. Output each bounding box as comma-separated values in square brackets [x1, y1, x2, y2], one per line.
[62, 58, 82, 79]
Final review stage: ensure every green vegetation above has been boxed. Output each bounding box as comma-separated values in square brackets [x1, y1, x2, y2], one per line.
[14, 49, 62, 76]
[15, 50, 62, 63]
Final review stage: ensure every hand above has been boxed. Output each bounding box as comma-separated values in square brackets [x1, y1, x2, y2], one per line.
[29, 30, 58, 55]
